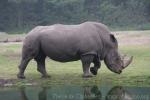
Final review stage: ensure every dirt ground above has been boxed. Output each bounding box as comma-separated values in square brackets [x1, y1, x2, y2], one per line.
[113, 30, 150, 46]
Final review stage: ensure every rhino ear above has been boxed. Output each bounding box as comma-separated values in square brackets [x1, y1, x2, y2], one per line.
[110, 34, 117, 43]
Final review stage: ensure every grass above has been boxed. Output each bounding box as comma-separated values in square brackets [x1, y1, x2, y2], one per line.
[0, 44, 150, 86]
[0, 43, 150, 87]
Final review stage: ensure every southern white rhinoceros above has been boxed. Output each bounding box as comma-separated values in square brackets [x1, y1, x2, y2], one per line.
[17, 21, 133, 79]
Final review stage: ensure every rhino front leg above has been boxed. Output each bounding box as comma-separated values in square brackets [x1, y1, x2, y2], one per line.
[81, 54, 94, 78]
[90, 56, 101, 75]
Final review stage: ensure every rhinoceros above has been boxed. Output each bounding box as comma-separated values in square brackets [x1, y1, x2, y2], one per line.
[17, 21, 133, 79]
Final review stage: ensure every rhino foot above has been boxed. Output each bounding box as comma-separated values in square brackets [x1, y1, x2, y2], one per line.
[17, 73, 26, 79]
[41, 75, 51, 79]
[83, 73, 93, 78]
[90, 67, 97, 75]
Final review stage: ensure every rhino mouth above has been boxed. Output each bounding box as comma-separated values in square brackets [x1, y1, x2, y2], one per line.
[108, 66, 122, 74]
[107, 55, 133, 74]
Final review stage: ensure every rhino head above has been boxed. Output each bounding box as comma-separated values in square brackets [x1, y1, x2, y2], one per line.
[104, 34, 133, 74]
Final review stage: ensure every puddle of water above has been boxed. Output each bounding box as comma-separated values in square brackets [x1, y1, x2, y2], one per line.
[0, 85, 150, 100]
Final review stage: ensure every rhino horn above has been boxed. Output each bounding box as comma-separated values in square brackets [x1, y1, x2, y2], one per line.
[121, 54, 127, 60]
[122, 55, 133, 68]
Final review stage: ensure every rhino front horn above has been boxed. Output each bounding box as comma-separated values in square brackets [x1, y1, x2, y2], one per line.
[123, 56, 133, 68]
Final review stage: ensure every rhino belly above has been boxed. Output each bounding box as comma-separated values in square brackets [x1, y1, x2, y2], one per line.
[48, 54, 80, 62]
[40, 42, 80, 62]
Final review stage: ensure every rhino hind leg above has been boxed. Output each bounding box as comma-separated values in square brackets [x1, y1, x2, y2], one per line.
[17, 42, 39, 79]
[34, 50, 50, 78]
[17, 56, 32, 79]
[81, 54, 94, 78]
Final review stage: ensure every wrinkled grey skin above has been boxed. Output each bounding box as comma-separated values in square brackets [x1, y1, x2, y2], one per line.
[17, 21, 132, 79]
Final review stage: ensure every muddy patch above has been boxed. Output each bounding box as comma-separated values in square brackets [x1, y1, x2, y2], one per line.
[0, 34, 24, 43]
[0, 79, 16, 86]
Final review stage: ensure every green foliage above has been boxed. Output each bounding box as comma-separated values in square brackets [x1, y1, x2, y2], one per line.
[0, 0, 150, 33]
